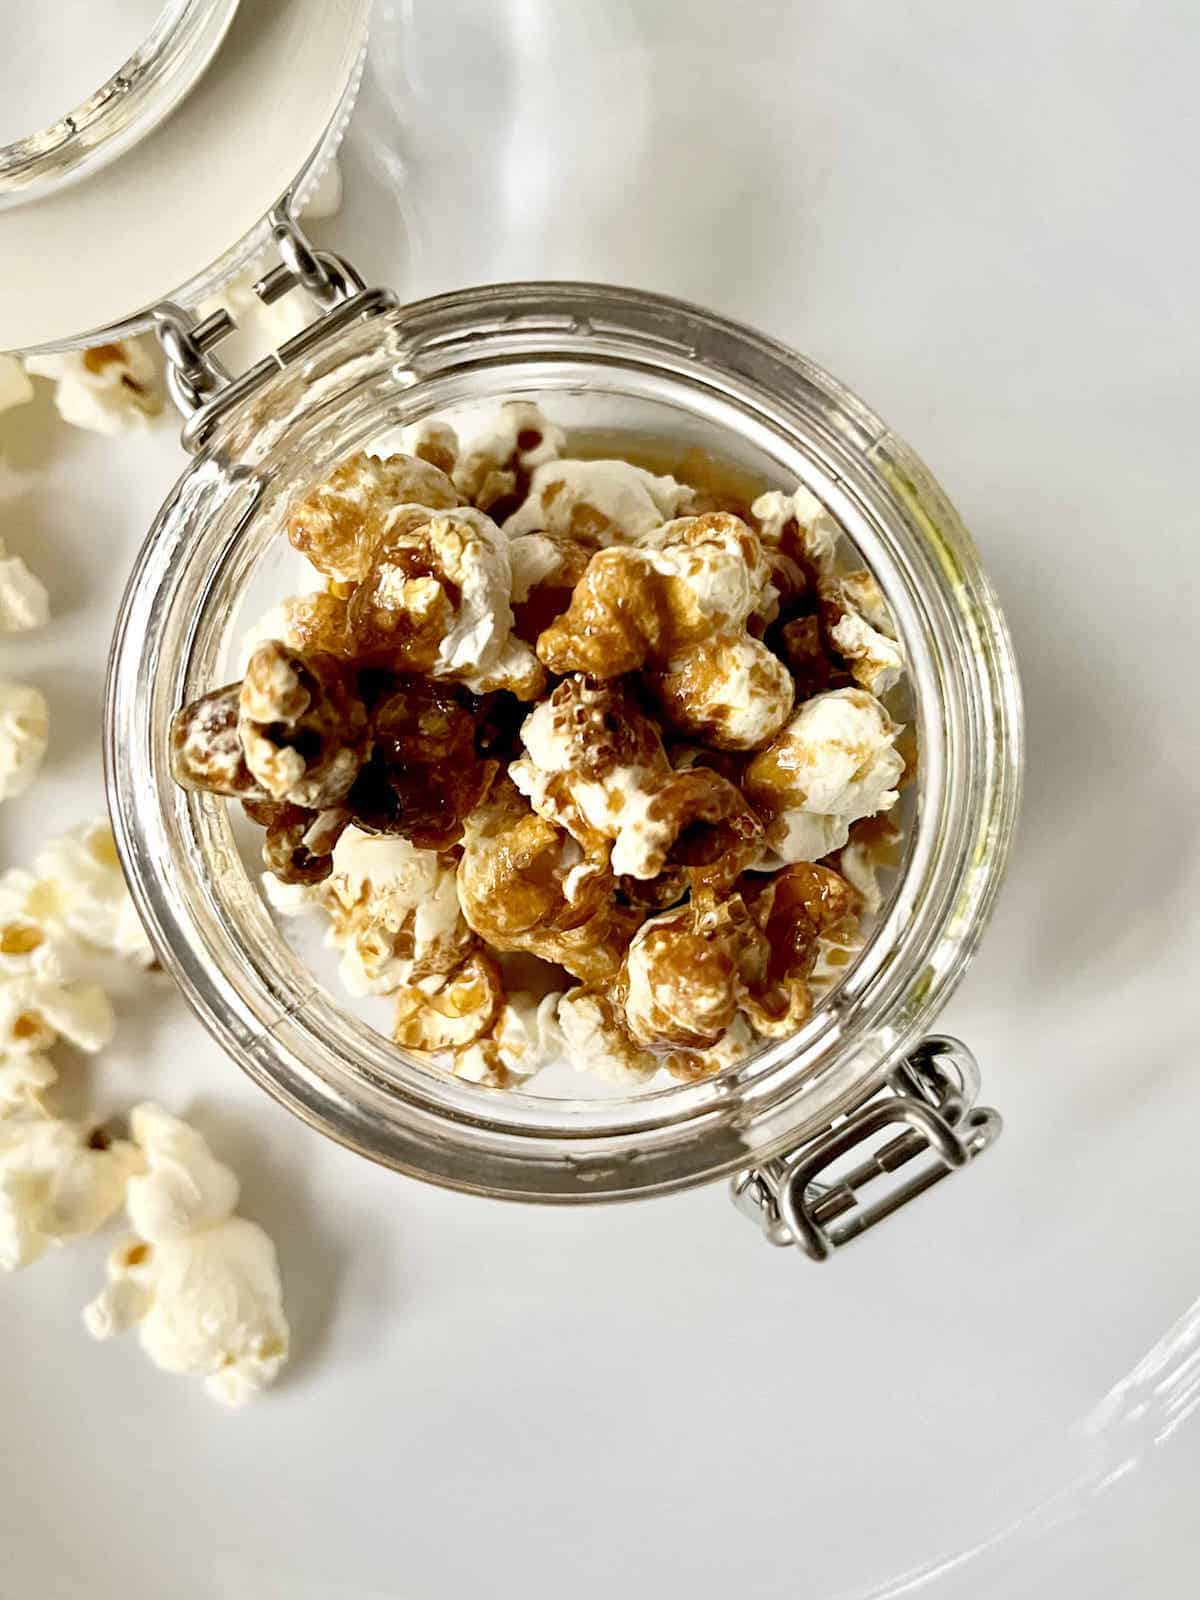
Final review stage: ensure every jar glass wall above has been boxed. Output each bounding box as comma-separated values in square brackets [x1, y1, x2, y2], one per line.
[106, 283, 1022, 1201]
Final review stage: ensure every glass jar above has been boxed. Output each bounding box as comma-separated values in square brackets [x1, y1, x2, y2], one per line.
[105, 280, 1023, 1231]
[5, 4, 1022, 1254]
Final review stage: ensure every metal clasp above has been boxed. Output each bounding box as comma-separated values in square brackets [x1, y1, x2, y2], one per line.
[153, 206, 398, 451]
[730, 1036, 1001, 1261]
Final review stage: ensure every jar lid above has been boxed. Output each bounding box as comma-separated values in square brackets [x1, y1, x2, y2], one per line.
[0, 0, 372, 354]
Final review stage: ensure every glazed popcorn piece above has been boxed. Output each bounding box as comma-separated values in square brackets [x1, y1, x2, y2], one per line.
[403, 418, 460, 477]
[171, 682, 266, 799]
[0, 681, 48, 800]
[24, 339, 161, 435]
[740, 863, 862, 1037]
[750, 484, 840, 573]
[266, 825, 472, 997]
[351, 505, 543, 698]
[503, 458, 694, 543]
[1, 1118, 140, 1271]
[622, 892, 770, 1050]
[452, 401, 566, 511]
[453, 991, 565, 1087]
[83, 1104, 289, 1407]
[457, 785, 639, 985]
[239, 642, 368, 810]
[536, 512, 770, 679]
[649, 631, 794, 752]
[743, 688, 904, 866]
[820, 569, 905, 697]
[557, 987, 658, 1085]
[0, 538, 49, 632]
[287, 450, 462, 582]
[392, 950, 504, 1053]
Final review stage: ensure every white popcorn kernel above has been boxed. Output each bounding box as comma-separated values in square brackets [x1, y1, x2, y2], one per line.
[0, 681, 48, 800]
[31, 820, 155, 970]
[0, 1051, 56, 1118]
[0, 354, 34, 413]
[0, 974, 115, 1055]
[85, 1218, 290, 1408]
[122, 1104, 240, 1242]
[82, 1103, 289, 1406]
[0, 538, 49, 631]
[0, 1118, 141, 1271]
[24, 339, 162, 435]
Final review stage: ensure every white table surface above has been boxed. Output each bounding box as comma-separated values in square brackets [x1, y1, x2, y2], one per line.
[3, 3, 1199, 1596]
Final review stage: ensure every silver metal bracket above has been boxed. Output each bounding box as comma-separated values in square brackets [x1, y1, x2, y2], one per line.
[153, 206, 398, 452]
[730, 1036, 1001, 1260]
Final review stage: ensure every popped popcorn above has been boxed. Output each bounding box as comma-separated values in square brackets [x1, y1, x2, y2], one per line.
[557, 987, 658, 1085]
[29, 820, 156, 970]
[0, 1052, 56, 1118]
[1, 1118, 140, 1271]
[239, 642, 369, 811]
[286, 450, 462, 582]
[743, 688, 904, 867]
[24, 339, 161, 435]
[83, 1104, 289, 1407]
[176, 403, 915, 1090]
[536, 512, 770, 679]
[453, 991, 564, 1086]
[0, 681, 48, 800]
[0, 974, 114, 1055]
[503, 458, 694, 543]
[453, 401, 566, 511]
[267, 823, 474, 996]
[0, 538, 49, 631]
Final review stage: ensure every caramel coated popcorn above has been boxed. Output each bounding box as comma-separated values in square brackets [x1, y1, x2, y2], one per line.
[172, 402, 911, 1089]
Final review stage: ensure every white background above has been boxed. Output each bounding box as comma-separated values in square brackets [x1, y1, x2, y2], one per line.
[3, 2, 1199, 1596]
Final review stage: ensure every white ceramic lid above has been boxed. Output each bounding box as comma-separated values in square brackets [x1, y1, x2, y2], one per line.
[0, 0, 371, 353]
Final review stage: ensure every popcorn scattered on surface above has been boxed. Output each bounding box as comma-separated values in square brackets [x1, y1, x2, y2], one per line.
[1, 1118, 140, 1271]
[83, 1104, 289, 1407]
[0, 681, 49, 800]
[177, 403, 913, 1089]
[29, 820, 157, 972]
[0, 537, 49, 631]
[0, 1051, 56, 1118]
[24, 339, 161, 435]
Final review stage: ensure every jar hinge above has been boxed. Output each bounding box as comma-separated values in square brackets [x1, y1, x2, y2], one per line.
[730, 1036, 1001, 1260]
[152, 206, 398, 451]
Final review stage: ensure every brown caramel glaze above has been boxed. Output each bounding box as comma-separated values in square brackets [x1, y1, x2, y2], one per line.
[347, 677, 499, 852]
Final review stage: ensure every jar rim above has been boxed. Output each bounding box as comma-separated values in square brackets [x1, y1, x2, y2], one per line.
[106, 281, 1024, 1201]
